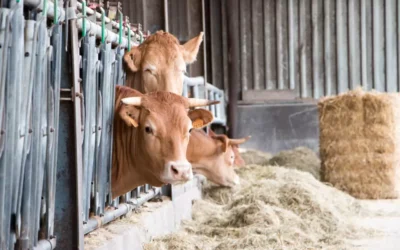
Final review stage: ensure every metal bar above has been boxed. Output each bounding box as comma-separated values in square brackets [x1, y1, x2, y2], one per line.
[385, 0, 398, 92]
[361, 0, 369, 90]
[263, 0, 274, 90]
[201, 0, 208, 98]
[18, 18, 37, 250]
[69, 0, 84, 245]
[336, 0, 349, 93]
[164, 0, 169, 32]
[288, 0, 296, 90]
[312, 0, 321, 98]
[299, 0, 307, 97]
[348, 0, 361, 91]
[239, 0, 248, 91]
[83, 188, 161, 235]
[276, 0, 284, 90]
[372, 0, 384, 91]
[324, 0, 334, 96]
[227, 0, 239, 138]
[32, 238, 57, 250]
[251, 0, 260, 90]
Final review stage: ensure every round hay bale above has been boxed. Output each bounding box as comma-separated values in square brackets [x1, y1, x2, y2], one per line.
[268, 147, 321, 180]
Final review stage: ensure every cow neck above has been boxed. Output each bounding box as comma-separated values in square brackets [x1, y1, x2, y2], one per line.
[112, 127, 147, 198]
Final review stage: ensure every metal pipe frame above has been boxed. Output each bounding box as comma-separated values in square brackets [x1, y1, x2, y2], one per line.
[32, 238, 57, 250]
[83, 187, 161, 235]
[23, 0, 142, 48]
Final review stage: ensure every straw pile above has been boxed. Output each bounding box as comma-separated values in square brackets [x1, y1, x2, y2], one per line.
[268, 147, 321, 180]
[319, 88, 400, 199]
[144, 164, 373, 250]
[240, 149, 272, 166]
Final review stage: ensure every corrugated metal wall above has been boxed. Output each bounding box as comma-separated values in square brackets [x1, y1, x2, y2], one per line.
[112, 0, 400, 100]
[237, 0, 400, 100]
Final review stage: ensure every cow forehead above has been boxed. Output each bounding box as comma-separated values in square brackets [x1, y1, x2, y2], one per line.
[143, 48, 185, 70]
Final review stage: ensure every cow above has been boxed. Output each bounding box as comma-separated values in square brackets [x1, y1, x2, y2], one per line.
[187, 129, 250, 187]
[111, 85, 218, 198]
[123, 31, 204, 95]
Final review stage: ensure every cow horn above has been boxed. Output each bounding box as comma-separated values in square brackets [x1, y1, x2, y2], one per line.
[187, 99, 220, 107]
[121, 97, 142, 106]
[229, 136, 251, 145]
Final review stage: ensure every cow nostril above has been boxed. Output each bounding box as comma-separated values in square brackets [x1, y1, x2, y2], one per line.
[171, 165, 179, 175]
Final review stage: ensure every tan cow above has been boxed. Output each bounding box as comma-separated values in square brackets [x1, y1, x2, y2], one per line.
[187, 129, 250, 187]
[112, 85, 218, 198]
[123, 31, 204, 95]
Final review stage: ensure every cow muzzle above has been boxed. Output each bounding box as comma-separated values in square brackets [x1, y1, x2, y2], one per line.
[164, 160, 193, 183]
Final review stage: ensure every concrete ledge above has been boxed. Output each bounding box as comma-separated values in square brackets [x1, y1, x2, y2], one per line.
[84, 176, 203, 250]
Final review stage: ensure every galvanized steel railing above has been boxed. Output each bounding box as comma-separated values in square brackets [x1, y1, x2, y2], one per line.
[183, 76, 227, 126]
[0, 2, 61, 249]
[0, 0, 227, 249]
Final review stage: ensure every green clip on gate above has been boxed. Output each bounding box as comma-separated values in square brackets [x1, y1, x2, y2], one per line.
[100, 7, 106, 43]
[118, 10, 122, 45]
[53, 0, 58, 24]
[82, 0, 87, 37]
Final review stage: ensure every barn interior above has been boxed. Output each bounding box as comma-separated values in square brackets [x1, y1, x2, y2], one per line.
[1, 0, 400, 250]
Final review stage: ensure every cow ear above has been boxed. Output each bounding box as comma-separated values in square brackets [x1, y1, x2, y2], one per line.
[211, 134, 229, 153]
[181, 32, 204, 64]
[232, 145, 246, 167]
[187, 108, 213, 129]
[123, 46, 141, 72]
[118, 104, 141, 127]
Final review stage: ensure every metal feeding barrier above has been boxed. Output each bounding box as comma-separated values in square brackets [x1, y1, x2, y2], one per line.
[0, 0, 227, 248]
[183, 76, 227, 126]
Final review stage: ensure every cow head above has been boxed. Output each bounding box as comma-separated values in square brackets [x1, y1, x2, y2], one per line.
[112, 86, 217, 198]
[187, 130, 251, 188]
[123, 31, 204, 95]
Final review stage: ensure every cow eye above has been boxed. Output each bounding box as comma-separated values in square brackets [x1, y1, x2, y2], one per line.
[189, 128, 193, 133]
[145, 126, 153, 134]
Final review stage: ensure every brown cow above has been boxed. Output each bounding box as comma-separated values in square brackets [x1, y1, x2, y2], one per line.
[187, 129, 250, 187]
[123, 31, 204, 95]
[112, 85, 218, 198]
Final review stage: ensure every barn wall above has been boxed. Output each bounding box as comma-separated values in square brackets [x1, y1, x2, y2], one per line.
[237, 0, 400, 101]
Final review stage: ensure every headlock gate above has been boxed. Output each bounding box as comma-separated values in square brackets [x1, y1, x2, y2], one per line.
[0, 0, 227, 249]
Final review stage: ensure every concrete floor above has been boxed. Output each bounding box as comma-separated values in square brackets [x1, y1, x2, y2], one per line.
[350, 199, 400, 250]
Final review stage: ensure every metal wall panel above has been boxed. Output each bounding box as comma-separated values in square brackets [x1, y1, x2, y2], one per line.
[206, 0, 400, 100]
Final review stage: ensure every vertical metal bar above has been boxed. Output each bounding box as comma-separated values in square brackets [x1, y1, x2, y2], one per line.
[201, 0, 208, 96]
[348, 0, 361, 90]
[251, 0, 261, 90]
[70, 0, 84, 246]
[227, 0, 239, 138]
[372, 0, 384, 91]
[288, 0, 296, 90]
[299, 0, 307, 98]
[361, 0, 369, 90]
[264, 0, 275, 90]
[220, 0, 228, 95]
[164, 0, 169, 32]
[385, 0, 398, 92]
[312, 0, 322, 98]
[239, 0, 248, 91]
[276, 0, 283, 90]
[336, 0, 349, 93]
[46, 23, 62, 238]
[19, 19, 37, 250]
[324, 0, 335, 96]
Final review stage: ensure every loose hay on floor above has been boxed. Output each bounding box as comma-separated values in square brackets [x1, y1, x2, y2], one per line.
[319, 88, 400, 199]
[239, 149, 272, 166]
[268, 147, 321, 180]
[144, 164, 374, 250]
